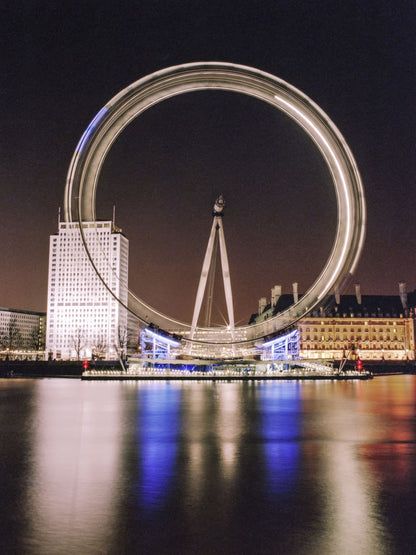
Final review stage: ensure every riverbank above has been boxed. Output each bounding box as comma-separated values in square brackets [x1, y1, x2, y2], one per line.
[81, 369, 373, 381]
[361, 360, 416, 375]
[0, 360, 123, 378]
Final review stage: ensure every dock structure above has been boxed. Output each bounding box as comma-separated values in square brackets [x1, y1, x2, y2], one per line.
[82, 358, 372, 381]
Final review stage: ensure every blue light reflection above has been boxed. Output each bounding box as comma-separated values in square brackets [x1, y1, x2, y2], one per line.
[258, 382, 301, 496]
[136, 385, 181, 511]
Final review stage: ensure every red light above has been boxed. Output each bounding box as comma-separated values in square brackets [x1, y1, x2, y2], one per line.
[83, 360, 89, 370]
[356, 359, 363, 371]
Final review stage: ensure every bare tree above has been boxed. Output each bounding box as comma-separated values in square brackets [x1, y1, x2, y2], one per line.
[28, 324, 45, 352]
[126, 319, 141, 354]
[117, 325, 128, 358]
[93, 335, 108, 360]
[0, 317, 22, 353]
[70, 328, 85, 360]
[127, 328, 140, 354]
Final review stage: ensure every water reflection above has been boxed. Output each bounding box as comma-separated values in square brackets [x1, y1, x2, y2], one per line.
[136, 384, 181, 511]
[258, 381, 301, 495]
[0, 376, 416, 554]
[26, 380, 123, 554]
[215, 384, 242, 480]
[314, 408, 390, 554]
[0, 380, 37, 554]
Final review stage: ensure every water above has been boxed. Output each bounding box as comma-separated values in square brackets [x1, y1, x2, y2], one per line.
[0, 376, 415, 554]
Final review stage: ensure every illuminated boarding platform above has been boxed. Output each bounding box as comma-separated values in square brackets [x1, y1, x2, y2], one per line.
[140, 327, 182, 359]
[139, 326, 257, 360]
[261, 329, 300, 361]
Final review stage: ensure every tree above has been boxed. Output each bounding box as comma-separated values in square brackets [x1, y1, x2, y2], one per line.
[117, 324, 140, 357]
[0, 317, 22, 352]
[70, 328, 85, 360]
[28, 325, 45, 352]
[93, 335, 108, 360]
[117, 325, 127, 359]
[127, 327, 140, 354]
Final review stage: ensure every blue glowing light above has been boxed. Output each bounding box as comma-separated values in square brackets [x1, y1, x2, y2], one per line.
[144, 328, 181, 347]
[262, 329, 300, 361]
[262, 329, 299, 348]
[76, 107, 108, 153]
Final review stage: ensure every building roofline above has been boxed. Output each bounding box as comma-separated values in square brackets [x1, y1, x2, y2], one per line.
[0, 307, 46, 317]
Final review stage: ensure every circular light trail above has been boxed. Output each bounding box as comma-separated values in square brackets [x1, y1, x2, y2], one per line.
[64, 62, 366, 346]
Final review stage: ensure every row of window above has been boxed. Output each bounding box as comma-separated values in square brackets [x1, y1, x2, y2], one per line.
[303, 342, 406, 349]
[304, 326, 405, 333]
[304, 334, 404, 341]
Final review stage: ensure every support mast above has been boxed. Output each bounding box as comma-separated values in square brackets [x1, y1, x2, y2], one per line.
[189, 195, 235, 341]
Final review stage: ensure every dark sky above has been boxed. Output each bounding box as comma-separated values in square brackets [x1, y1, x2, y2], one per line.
[1, 1, 415, 325]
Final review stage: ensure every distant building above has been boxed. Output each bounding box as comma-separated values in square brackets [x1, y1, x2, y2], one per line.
[298, 316, 414, 361]
[255, 284, 416, 361]
[0, 307, 46, 358]
[45, 220, 128, 360]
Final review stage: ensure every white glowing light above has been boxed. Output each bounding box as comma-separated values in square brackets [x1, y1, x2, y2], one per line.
[274, 94, 351, 299]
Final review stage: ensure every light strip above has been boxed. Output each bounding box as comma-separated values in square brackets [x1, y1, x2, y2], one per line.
[144, 328, 181, 347]
[274, 94, 351, 299]
[262, 328, 299, 348]
[76, 107, 108, 153]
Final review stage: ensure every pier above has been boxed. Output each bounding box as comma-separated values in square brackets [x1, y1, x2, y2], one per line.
[82, 358, 372, 381]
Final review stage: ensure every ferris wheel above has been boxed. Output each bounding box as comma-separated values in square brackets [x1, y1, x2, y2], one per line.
[64, 62, 366, 355]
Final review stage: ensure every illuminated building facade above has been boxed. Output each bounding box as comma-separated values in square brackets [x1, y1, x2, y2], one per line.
[0, 307, 46, 358]
[298, 317, 414, 361]
[254, 286, 416, 361]
[46, 221, 128, 360]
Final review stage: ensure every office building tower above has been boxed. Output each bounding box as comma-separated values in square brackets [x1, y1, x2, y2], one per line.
[46, 220, 128, 360]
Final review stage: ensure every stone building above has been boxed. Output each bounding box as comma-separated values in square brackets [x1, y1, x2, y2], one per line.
[253, 284, 416, 361]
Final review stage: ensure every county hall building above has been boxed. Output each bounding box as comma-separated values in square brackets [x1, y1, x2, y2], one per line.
[253, 284, 415, 361]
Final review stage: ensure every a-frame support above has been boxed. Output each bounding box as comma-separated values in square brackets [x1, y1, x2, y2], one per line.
[189, 196, 235, 341]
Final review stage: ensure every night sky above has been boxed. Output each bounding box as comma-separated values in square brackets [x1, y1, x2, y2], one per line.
[1, 1, 415, 325]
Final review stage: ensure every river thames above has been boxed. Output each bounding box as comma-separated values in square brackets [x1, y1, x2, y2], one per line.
[0, 375, 415, 554]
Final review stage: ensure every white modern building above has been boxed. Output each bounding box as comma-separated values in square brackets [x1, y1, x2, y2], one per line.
[46, 220, 129, 360]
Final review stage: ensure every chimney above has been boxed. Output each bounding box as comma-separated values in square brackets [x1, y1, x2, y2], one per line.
[335, 286, 340, 304]
[355, 283, 362, 305]
[399, 281, 407, 309]
[258, 297, 267, 315]
[292, 282, 298, 304]
[271, 285, 282, 307]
